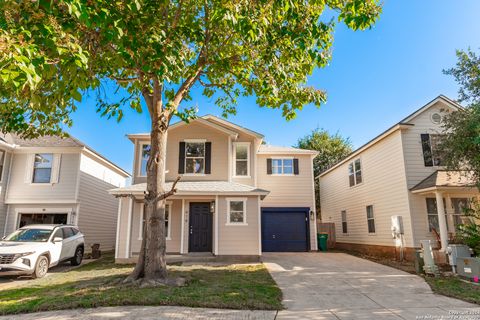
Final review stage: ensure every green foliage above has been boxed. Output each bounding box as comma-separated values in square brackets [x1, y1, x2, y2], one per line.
[444, 49, 480, 105]
[437, 104, 480, 187]
[295, 128, 352, 216]
[296, 128, 353, 175]
[456, 199, 480, 256]
[0, 0, 381, 138]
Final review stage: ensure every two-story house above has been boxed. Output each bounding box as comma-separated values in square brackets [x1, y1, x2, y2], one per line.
[0, 134, 129, 251]
[110, 115, 318, 262]
[319, 95, 479, 260]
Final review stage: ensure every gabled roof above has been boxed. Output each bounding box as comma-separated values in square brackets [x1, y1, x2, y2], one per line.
[109, 181, 270, 199]
[258, 145, 318, 155]
[319, 95, 463, 178]
[4, 133, 130, 177]
[127, 114, 265, 141]
[411, 170, 476, 193]
[202, 115, 264, 139]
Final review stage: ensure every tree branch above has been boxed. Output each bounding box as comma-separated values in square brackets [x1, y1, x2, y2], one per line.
[147, 176, 181, 203]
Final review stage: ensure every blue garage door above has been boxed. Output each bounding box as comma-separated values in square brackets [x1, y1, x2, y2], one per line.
[261, 207, 310, 252]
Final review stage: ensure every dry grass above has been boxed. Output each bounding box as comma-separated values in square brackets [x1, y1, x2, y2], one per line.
[0, 253, 283, 315]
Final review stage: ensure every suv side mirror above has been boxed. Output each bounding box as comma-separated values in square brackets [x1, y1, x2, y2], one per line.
[53, 237, 63, 243]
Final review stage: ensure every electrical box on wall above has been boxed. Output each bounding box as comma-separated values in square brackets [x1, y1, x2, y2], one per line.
[391, 215, 404, 237]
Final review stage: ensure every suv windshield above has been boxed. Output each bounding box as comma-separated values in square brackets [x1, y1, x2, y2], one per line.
[4, 229, 53, 242]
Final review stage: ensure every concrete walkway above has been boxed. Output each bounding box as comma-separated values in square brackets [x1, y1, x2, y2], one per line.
[263, 252, 480, 320]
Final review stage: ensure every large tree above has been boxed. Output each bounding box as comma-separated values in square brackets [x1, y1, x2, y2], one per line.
[296, 128, 352, 215]
[442, 49, 480, 187]
[0, 0, 381, 285]
[442, 49, 480, 255]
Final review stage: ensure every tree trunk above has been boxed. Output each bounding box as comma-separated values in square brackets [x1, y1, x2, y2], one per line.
[125, 93, 170, 284]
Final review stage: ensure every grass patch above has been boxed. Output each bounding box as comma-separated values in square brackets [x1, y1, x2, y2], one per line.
[425, 276, 480, 305]
[0, 253, 282, 315]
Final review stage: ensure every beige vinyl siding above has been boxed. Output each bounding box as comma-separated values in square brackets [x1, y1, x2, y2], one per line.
[257, 153, 317, 250]
[401, 101, 455, 189]
[320, 130, 415, 247]
[5, 152, 79, 203]
[401, 101, 457, 246]
[217, 195, 259, 255]
[130, 199, 182, 254]
[132, 121, 230, 184]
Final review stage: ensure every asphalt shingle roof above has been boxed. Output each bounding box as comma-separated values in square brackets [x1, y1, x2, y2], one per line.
[411, 170, 476, 191]
[110, 181, 270, 197]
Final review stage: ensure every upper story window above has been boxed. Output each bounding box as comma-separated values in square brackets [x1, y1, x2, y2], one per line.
[421, 134, 444, 167]
[33, 153, 53, 183]
[348, 159, 362, 187]
[0, 150, 5, 181]
[234, 142, 250, 177]
[178, 140, 211, 175]
[140, 144, 151, 176]
[185, 141, 205, 174]
[267, 158, 299, 175]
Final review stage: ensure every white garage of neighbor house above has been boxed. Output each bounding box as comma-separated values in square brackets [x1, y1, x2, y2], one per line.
[0, 134, 130, 251]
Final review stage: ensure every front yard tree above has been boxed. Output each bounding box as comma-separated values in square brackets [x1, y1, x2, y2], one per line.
[0, 0, 381, 285]
[442, 48, 480, 255]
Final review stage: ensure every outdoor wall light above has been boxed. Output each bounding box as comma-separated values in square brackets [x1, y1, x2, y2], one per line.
[310, 210, 315, 220]
[210, 201, 215, 213]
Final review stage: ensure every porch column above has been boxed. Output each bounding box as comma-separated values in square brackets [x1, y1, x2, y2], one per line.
[435, 190, 449, 251]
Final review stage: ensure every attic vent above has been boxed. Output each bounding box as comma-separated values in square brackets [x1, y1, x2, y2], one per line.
[431, 112, 442, 124]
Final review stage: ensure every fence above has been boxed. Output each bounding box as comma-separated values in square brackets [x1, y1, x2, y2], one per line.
[317, 222, 336, 249]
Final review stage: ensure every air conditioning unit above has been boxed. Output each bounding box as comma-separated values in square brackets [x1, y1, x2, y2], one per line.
[456, 257, 480, 283]
[446, 244, 472, 273]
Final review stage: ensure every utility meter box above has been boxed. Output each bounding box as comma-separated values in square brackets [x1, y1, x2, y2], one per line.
[446, 244, 471, 268]
[391, 215, 404, 237]
[456, 257, 480, 282]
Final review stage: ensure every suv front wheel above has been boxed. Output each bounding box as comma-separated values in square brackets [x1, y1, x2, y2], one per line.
[71, 246, 84, 266]
[33, 255, 49, 278]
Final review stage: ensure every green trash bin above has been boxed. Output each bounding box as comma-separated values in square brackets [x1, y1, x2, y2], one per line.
[317, 233, 328, 252]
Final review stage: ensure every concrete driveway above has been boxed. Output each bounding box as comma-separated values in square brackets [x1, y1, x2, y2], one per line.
[0, 259, 93, 291]
[263, 252, 480, 320]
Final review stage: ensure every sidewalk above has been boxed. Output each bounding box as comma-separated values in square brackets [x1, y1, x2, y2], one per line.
[0, 306, 277, 320]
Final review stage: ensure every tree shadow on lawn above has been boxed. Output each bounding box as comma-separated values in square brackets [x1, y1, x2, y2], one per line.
[0, 262, 283, 315]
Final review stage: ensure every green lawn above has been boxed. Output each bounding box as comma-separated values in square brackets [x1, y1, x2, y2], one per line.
[425, 276, 480, 305]
[0, 254, 283, 315]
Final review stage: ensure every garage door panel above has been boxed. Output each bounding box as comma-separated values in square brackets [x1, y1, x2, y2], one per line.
[261, 208, 309, 252]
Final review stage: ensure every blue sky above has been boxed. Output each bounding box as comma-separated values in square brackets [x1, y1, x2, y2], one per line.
[68, 0, 480, 174]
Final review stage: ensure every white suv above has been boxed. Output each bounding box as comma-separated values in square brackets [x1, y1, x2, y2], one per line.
[0, 224, 85, 278]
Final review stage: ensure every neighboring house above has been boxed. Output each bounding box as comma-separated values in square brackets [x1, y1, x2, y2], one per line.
[0, 134, 129, 251]
[110, 115, 318, 263]
[319, 95, 479, 260]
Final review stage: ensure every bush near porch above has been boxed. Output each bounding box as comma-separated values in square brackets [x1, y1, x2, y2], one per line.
[0, 253, 283, 315]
